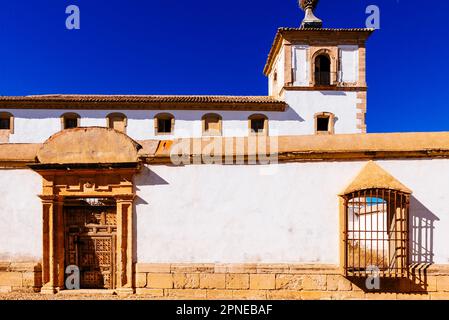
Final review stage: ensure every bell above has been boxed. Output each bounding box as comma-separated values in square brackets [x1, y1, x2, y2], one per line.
[299, 0, 323, 28]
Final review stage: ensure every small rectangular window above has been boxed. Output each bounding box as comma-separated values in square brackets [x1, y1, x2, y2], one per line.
[204, 117, 220, 134]
[316, 117, 330, 132]
[64, 118, 78, 129]
[157, 118, 172, 134]
[250, 119, 265, 133]
[0, 118, 10, 130]
[110, 117, 125, 132]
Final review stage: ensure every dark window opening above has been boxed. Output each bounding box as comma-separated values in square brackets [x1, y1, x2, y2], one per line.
[0, 118, 10, 130]
[250, 118, 265, 133]
[157, 118, 172, 134]
[315, 55, 331, 86]
[64, 117, 78, 129]
[316, 117, 330, 132]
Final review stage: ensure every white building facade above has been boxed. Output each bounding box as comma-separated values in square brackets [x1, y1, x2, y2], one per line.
[1, 4, 449, 300]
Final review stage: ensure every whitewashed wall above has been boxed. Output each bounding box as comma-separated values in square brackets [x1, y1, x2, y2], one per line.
[0, 169, 42, 261]
[268, 46, 285, 97]
[0, 100, 362, 143]
[135, 159, 449, 264]
[0, 159, 448, 265]
[281, 90, 361, 134]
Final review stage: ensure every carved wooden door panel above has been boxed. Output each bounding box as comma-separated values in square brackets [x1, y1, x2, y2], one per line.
[64, 200, 117, 289]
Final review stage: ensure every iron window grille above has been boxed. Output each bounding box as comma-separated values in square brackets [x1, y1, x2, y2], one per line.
[343, 188, 410, 278]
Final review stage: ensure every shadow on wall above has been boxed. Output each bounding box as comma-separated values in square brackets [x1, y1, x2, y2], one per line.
[320, 91, 347, 96]
[407, 196, 440, 292]
[134, 166, 169, 190]
[409, 196, 439, 266]
[350, 196, 440, 293]
[132, 166, 165, 274]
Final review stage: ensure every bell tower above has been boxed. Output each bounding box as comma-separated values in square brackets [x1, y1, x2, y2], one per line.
[264, 0, 374, 134]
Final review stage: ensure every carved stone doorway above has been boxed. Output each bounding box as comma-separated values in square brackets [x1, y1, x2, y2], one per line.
[29, 127, 143, 294]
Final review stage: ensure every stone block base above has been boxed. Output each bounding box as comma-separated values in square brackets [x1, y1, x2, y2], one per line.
[3, 261, 449, 300]
[0, 262, 42, 293]
[134, 263, 449, 300]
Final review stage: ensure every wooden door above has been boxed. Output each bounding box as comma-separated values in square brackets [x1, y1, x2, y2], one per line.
[64, 200, 117, 289]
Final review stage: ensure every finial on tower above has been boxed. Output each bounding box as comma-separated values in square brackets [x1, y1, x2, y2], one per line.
[299, 0, 323, 28]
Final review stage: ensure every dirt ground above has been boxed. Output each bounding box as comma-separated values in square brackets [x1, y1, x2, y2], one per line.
[0, 292, 166, 300]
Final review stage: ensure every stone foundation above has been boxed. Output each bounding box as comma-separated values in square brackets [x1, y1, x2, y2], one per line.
[3, 262, 449, 299]
[0, 262, 42, 293]
[134, 263, 449, 300]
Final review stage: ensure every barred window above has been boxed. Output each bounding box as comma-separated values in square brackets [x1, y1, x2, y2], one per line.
[343, 189, 409, 278]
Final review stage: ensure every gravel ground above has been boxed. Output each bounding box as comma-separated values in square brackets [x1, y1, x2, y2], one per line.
[0, 293, 167, 300]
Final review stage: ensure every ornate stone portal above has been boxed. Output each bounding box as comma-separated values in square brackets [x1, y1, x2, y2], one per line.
[29, 127, 142, 294]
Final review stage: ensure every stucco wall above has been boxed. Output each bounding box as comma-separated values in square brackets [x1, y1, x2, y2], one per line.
[282, 90, 361, 134]
[0, 100, 360, 142]
[135, 159, 449, 265]
[0, 169, 42, 261]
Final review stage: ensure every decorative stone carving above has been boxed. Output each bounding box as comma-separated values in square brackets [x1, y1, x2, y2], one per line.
[36, 127, 142, 165]
[35, 167, 138, 294]
[300, 0, 319, 10]
[299, 0, 322, 28]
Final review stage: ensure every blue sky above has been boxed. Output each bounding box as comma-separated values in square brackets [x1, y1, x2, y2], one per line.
[0, 0, 448, 133]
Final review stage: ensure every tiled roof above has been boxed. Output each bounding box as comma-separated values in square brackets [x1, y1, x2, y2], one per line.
[0, 95, 286, 111]
[263, 27, 374, 75]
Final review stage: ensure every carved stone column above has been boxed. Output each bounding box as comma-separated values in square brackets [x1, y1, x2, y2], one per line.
[55, 196, 65, 289]
[40, 195, 64, 294]
[115, 194, 135, 294]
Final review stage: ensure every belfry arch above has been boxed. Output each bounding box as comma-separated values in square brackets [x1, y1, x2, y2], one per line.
[29, 127, 142, 294]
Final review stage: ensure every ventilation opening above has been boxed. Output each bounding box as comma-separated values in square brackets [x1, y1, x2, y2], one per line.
[250, 118, 265, 134]
[157, 118, 172, 134]
[64, 118, 78, 129]
[316, 117, 330, 132]
[0, 118, 10, 130]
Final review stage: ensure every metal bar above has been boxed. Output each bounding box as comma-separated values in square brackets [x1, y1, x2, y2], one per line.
[344, 196, 348, 276]
[404, 195, 410, 277]
[360, 191, 368, 275]
[370, 189, 373, 272]
[384, 189, 388, 276]
[358, 190, 361, 277]
[393, 192, 398, 276]
[351, 192, 355, 276]
[400, 192, 403, 276]
[376, 188, 379, 271]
